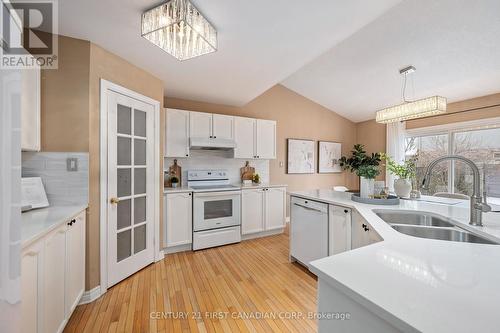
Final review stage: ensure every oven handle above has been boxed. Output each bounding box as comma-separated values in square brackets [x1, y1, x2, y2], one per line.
[194, 191, 241, 198]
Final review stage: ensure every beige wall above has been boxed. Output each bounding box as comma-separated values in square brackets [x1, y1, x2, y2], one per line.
[356, 120, 386, 181]
[166, 85, 359, 191]
[406, 93, 500, 129]
[41, 35, 90, 152]
[39, 35, 164, 291]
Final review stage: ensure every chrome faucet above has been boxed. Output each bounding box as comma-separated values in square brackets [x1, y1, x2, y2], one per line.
[421, 155, 491, 226]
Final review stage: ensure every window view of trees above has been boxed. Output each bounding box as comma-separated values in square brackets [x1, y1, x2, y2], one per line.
[405, 127, 500, 203]
[405, 134, 449, 194]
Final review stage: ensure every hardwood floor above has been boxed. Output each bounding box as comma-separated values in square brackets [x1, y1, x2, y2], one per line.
[64, 230, 318, 333]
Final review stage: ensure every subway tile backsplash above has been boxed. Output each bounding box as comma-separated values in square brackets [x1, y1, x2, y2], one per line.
[22, 152, 89, 205]
[165, 150, 269, 186]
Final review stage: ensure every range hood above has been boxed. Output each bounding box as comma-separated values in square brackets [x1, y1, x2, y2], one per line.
[189, 137, 237, 150]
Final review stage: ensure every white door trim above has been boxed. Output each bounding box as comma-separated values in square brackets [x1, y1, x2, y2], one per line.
[99, 79, 162, 296]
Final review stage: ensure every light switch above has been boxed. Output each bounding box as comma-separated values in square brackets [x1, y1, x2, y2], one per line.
[67, 157, 78, 172]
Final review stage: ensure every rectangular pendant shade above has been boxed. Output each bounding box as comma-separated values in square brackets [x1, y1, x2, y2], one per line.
[376, 96, 447, 124]
[141, 0, 217, 61]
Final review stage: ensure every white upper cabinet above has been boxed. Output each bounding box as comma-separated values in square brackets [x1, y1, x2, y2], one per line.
[165, 109, 276, 159]
[165, 108, 190, 158]
[21, 66, 41, 151]
[256, 119, 276, 159]
[190, 111, 212, 138]
[234, 116, 256, 159]
[212, 114, 234, 139]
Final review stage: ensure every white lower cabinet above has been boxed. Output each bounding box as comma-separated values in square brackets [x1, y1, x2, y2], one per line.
[21, 210, 86, 333]
[164, 192, 193, 247]
[329, 205, 352, 255]
[242, 187, 286, 235]
[351, 210, 382, 249]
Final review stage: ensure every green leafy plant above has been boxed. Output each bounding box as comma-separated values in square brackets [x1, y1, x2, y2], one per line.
[339, 144, 382, 179]
[381, 153, 417, 180]
[356, 164, 380, 179]
[170, 176, 179, 184]
[253, 173, 260, 184]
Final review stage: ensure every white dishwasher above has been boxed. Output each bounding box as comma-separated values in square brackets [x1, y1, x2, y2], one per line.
[290, 196, 328, 268]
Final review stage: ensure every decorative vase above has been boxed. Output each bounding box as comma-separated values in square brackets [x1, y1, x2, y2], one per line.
[172, 182, 178, 188]
[394, 178, 412, 198]
[360, 177, 375, 198]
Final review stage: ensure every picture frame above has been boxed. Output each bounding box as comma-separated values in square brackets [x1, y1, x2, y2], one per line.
[287, 139, 315, 174]
[318, 141, 342, 173]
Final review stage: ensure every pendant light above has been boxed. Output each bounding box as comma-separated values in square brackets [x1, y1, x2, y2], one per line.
[376, 66, 446, 124]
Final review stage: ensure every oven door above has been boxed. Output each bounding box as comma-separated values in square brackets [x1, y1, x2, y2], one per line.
[193, 191, 241, 231]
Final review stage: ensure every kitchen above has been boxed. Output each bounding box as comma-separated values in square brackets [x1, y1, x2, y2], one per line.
[3, 0, 500, 332]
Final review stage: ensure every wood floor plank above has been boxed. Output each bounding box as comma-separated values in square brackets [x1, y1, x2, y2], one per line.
[64, 230, 318, 333]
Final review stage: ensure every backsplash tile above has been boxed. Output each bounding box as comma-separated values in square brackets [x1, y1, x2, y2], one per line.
[22, 152, 89, 205]
[165, 150, 270, 186]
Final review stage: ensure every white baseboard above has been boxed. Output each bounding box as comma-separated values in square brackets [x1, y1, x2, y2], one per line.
[79, 285, 102, 305]
[241, 228, 284, 241]
[163, 243, 192, 255]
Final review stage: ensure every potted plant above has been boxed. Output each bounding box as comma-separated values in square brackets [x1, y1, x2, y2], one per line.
[340, 144, 381, 198]
[253, 173, 261, 184]
[170, 175, 179, 188]
[382, 153, 417, 198]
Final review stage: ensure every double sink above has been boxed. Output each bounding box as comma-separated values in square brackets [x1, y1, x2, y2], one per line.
[375, 210, 498, 245]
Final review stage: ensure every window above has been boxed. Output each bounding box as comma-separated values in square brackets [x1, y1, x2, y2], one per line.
[405, 120, 500, 205]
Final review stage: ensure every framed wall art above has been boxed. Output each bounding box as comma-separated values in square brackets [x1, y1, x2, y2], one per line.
[318, 141, 342, 173]
[287, 139, 315, 174]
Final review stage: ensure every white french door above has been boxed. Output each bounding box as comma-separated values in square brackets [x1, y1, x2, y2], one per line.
[106, 90, 155, 287]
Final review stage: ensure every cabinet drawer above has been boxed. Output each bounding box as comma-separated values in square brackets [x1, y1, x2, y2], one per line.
[193, 226, 241, 251]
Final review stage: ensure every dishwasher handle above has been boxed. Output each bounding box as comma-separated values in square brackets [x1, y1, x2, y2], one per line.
[293, 202, 325, 214]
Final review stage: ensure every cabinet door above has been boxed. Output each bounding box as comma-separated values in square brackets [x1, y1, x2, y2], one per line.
[256, 119, 276, 159]
[189, 112, 212, 138]
[43, 224, 67, 333]
[351, 211, 371, 249]
[234, 116, 256, 159]
[212, 114, 234, 140]
[65, 211, 86, 317]
[329, 205, 351, 255]
[165, 193, 192, 247]
[22, 240, 44, 333]
[265, 187, 285, 231]
[241, 189, 265, 235]
[21, 65, 41, 151]
[165, 108, 190, 157]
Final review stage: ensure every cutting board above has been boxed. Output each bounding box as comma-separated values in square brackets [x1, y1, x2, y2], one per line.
[168, 159, 182, 187]
[240, 161, 255, 182]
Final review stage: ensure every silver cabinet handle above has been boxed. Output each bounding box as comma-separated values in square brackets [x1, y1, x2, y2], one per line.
[293, 203, 323, 213]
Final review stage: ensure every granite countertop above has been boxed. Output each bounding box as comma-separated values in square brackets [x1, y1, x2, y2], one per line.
[22, 204, 88, 248]
[289, 189, 500, 333]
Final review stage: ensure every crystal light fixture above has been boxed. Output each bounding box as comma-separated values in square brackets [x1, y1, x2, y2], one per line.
[376, 66, 446, 124]
[141, 0, 217, 61]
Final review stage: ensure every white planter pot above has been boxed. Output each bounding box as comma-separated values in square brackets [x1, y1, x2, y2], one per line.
[394, 178, 412, 198]
[360, 177, 375, 198]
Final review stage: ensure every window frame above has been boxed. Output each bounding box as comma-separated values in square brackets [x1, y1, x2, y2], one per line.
[405, 117, 500, 194]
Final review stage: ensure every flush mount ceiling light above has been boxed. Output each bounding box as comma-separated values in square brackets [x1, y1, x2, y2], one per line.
[376, 66, 446, 124]
[141, 0, 217, 61]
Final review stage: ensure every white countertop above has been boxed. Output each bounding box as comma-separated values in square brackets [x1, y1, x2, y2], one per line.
[22, 204, 88, 248]
[164, 183, 287, 194]
[289, 189, 500, 333]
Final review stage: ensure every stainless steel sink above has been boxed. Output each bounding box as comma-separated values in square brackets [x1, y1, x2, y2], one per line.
[375, 211, 455, 228]
[391, 225, 497, 245]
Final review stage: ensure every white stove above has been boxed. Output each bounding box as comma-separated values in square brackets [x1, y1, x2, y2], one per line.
[188, 169, 242, 250]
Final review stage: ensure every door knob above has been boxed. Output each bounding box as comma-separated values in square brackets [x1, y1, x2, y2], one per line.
[110, 197, 120, 204]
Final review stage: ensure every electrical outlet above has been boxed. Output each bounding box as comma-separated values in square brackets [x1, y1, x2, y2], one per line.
[67, 158, 78, 172]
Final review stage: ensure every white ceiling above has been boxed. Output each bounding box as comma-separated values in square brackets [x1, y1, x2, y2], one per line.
[282, 0, 500, 122]
[58, 0, 500, 122]
[58, 0, 401, 106]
